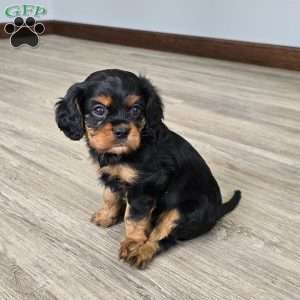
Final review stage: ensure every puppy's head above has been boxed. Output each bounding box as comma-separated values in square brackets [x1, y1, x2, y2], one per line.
[55, 69, 163, 155]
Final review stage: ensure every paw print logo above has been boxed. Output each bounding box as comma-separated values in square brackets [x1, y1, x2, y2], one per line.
[4, 17, 45, 48]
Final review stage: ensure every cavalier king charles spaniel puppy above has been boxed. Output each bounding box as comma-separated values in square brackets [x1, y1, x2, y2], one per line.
[55, 69, 241, 269]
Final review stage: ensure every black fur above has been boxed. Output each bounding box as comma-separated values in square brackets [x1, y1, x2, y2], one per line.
[55, 82, 86, 140]
[55, 69, 241, 263]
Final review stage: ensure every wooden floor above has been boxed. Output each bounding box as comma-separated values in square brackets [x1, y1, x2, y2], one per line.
[0, 35, 300, 300]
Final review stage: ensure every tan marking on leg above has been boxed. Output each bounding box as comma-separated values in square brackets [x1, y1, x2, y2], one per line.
[99, 164, 138, 184]
[90, 188, 124, 227]
[126, 209, 180, 268]
[149, 209, 180, 242]
[95, 96, 112, 106]
[119, 202, 152, 261]
[124, 202, 151, 241]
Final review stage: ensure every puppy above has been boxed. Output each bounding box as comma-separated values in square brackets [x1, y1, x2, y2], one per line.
[55, 69, 241, 268]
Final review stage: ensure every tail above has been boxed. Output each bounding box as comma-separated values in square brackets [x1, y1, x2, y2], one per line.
[218, 190, 241, 219]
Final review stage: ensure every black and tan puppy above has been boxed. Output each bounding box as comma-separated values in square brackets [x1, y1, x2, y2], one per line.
[55, 69, 241, 268]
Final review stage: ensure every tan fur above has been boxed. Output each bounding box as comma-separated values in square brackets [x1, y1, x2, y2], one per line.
[95, 96, 112, 106]
[124, 202, 151, 241]
[149, 209, 180, 242]
[125, 95, 140, 107]
[122, 209, 180, 268]
[86, 122, 141, 154]
[126, 123, 141, 152]
[126, 240, 159, 269]
[119, 202, 152, 260]
[99, 164, 138, 184]
[90, 188, 124, 227]
[86, 123, 115, 152]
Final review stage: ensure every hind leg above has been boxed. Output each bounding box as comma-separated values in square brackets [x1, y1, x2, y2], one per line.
[125, 194, 218, 268]
[125, 208, 180, 269]
[175, 194, 219, 241]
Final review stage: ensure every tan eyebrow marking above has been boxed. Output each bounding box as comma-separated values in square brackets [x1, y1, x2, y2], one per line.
[125, 95, 140, 107]
[95, 96, 112, 106]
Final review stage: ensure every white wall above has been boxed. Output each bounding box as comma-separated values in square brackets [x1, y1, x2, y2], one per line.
[52, 0, 300, 47]
[1, 0, 299, 47]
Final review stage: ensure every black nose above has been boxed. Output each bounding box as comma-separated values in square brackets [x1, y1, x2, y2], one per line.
[113, 127, 129, 139]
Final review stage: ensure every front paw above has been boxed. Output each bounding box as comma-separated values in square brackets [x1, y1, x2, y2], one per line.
[90, 210, 118, 227]
[119, 238, 144, 261]
[119, 239, 157, 269]
[125, 241, 158, 269]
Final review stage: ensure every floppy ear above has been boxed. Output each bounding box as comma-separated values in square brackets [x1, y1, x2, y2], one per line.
[139, 76, 164, 127]
[55, 82, 86, 140]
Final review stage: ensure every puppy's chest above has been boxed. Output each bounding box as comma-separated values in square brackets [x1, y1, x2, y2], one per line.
[99, 164, 138, 186]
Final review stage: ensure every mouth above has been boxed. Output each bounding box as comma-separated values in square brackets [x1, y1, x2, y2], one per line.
[112, 137, 128, 146]
[109, 144, 130, 154]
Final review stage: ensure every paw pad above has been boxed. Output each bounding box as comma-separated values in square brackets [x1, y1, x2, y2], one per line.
[4, 17, 45, 48]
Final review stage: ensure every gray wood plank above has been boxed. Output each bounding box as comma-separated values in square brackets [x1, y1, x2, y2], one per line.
[0, 35, 299, 300]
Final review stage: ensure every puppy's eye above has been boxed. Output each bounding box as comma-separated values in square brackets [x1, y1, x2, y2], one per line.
[93, 105, 107, 117]
[130, 105, 141, 117]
